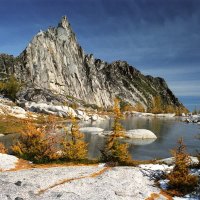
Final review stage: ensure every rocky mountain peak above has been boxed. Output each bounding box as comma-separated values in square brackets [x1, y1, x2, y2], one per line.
[58, 16, 70, 29]
[0, 17, 186, 111]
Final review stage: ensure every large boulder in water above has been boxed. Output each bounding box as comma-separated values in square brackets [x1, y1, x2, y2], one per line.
[126, 129, 157, 139]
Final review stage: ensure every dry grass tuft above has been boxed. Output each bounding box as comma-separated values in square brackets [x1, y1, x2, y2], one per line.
[0, 143, 7, 154]
[37, 166, 110, 195]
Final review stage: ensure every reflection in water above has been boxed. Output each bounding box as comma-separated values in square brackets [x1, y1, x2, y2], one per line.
[84, 134, 105, 159]
[82, 116, 200, 160]
[0, 117, 200, 160]
[121, 138, 157, 146]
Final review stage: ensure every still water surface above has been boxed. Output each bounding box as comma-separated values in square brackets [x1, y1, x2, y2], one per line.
[1, 116, 200, 160]
[81, 116, 200, 160]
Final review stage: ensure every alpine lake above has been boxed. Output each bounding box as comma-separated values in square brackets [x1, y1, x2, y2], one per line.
[1, 116, 200, 160]
[81, 116, 200, 160]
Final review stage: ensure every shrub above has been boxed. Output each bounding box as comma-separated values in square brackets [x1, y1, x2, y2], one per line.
[100, 139, 130, 163]
[193, 106, 198, 115]
[69, 103, 78, 110]
[121, 102, 145, 112]
[119, 99, 130, 112]
[12, 121, 58, 163]
[44, 115, 59, 132]
[0, 143, 7, 154]
[175, 106, 189, 116]
[133, 102, 145, 112]
[0, 75, 21, 101]
[167, 138, 199, 195]
[164, 105, 176, 113]
[61, 116, 88, 161]
[100, 98, 131, 164]
[150, 96, 163, 114]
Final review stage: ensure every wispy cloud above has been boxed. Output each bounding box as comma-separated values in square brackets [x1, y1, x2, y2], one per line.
[142, 67, 200, 77]
[0, 0, 200, 98]
[168, 80, 200, 96]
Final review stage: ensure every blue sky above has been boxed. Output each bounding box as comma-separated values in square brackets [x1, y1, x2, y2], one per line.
[0, 0, 200, 110]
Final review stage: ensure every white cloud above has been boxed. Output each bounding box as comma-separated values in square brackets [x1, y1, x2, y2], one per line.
[142, 67, 200, 77]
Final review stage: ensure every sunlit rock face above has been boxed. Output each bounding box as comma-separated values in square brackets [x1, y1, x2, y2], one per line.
[0, 16, 183, 109]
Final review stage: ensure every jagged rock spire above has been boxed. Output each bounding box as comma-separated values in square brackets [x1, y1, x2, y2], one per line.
[9, 16, 184, 110]
[58, 16, 70, 29]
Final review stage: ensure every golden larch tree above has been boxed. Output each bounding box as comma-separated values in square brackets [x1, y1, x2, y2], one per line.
[0, 143, 7, 154]
[100, 98, 131, 164]
[167, 138, 198, 195]
[61, 115, 88, 161]
[12, 120, 58, 163]
[151, 96, 163, 114]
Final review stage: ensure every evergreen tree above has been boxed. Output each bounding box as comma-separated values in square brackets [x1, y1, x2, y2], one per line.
[167, 138, 198, 194]
[61, 116, 88, 161]
[151, 96, 162, 114]
[12, 120, 58, 163]
[0, 75, 21, 101]
[100, 98, 131, 164]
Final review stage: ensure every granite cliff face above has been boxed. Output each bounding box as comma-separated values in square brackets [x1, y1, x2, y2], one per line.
[0, 17, 184, 110]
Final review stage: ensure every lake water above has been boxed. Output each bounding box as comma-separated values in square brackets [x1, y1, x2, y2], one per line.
[81, 116, 200, 160]
[1, 116, 200, 161]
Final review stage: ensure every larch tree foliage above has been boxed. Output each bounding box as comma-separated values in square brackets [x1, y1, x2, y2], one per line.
[151, 96, 163, 114]
[0, 75, 22, 101]
[100, 98, 131, 164]
[0, 143, 7, 154]
[134, 102, 145, 112]
[167, 138, 198, 195]
[12, 119, 58, 163]
[61, 115, 88, 161]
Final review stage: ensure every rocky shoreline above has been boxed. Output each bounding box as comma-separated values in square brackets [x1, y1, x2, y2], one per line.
[0, 97, 200, 199]
[182, 114, 200, 124]
[0, 153, 199, 200]
[0, 96, 181, 121]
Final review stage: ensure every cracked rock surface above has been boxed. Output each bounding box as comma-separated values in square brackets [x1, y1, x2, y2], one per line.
[0, 166, 161, 200]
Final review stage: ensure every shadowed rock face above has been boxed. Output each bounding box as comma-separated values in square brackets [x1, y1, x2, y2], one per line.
[0, 16, 184, 109]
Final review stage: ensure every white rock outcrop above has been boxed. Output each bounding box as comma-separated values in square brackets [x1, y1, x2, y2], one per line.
[126, 111, 175, 118]
[24, 102, 108, 121]
[0, 153, 19, 171]
[156, 113, 175, 118]
[91, 114, 99, 121]
[26, 102, 76, 117]
[0, 103, 27, 118]
[25, 102, 92, 120]
[81, 128, 157, 141]
[183, 114, 200, 124]
[0, 165, 161, 199]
